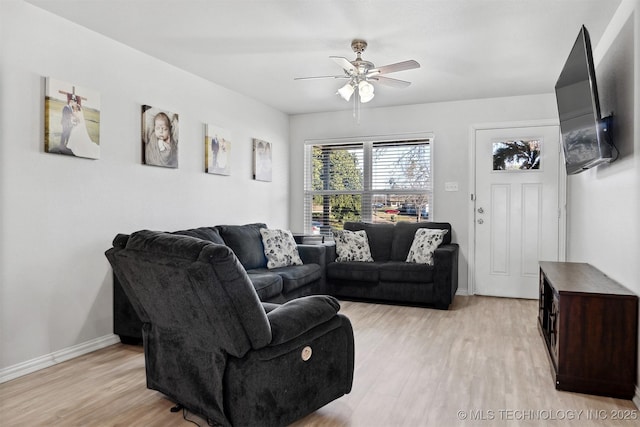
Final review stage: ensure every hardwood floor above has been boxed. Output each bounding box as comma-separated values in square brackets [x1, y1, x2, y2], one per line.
[1, 296, 637, 426]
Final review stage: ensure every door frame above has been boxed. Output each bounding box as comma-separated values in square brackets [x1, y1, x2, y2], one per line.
[467, 119, 567, 296]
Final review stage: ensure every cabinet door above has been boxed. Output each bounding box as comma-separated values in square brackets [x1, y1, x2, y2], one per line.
[538, 273, 545, 325]
[549, 295, 560, 365]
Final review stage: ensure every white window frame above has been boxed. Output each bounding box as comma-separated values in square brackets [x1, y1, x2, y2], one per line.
[304, 133, 434, 234]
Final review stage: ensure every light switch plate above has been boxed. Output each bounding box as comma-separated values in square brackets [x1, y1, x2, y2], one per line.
[445, 182, 459, 192]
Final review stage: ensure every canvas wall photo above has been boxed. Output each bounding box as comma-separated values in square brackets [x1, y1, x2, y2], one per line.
[205, 124, 232, 175]
[253, 138, 272, 182]
[44, 77, 101, 159]
[142, 105, 179, 168]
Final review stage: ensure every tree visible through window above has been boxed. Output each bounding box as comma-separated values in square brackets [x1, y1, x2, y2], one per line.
[304, 138, 432, 234]
[492, 139, 541, 170]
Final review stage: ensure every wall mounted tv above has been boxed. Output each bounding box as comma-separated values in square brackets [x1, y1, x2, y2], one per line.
[555, 25, 615, 175]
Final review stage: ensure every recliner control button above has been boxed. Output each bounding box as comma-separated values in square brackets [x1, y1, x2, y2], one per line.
[301, 346, 312, 361]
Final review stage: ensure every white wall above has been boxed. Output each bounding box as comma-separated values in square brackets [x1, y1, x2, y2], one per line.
[0, 0, 290, 374]
[565, 0, 640, 398]
[289, 94, 559, 294]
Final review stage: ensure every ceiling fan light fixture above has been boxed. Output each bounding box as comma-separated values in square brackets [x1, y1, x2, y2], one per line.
[358, 80, 375, 103]
[296, 39, 419, 119]
[337, 82, 355, 101]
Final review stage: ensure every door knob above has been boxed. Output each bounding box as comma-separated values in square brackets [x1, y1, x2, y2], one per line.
[477, 219, 484, 224]
[477, 207, 484, 214]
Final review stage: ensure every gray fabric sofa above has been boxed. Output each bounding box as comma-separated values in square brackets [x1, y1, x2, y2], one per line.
[106, 230, 354, 426]
[113, 223, 326, 343]
[326, 221, 459, 309]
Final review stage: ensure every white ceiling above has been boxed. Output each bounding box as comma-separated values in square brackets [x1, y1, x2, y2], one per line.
[26, 0, 622, 115]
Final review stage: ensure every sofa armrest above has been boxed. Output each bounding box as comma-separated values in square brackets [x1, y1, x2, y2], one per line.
[298, 244, 328, 292]
[297, 244, 325, 265]
[266, 295, 340, 346]
[324, 242, 337, 263]
[433, 244, 459, 308]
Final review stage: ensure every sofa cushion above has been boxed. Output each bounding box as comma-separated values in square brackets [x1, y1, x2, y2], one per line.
[259, 228, 303, 269]
[247, 273, 283, 301]
[172, 227, 226, 245]
[248, 264, 322, 294]
[333, 229, 374, 262]
[378, 261, 435, 283]
[344, 222, 394, 262]
[390, 222, 452, 261]
[216, 223, 268, 270]
[327, 261, 381, 282]
[406, 228, 448, 265]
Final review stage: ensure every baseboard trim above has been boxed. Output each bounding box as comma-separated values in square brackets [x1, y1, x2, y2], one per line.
[0, 334, 120, 384]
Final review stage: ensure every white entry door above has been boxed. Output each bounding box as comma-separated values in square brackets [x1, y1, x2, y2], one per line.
[474, 125, 561, 299]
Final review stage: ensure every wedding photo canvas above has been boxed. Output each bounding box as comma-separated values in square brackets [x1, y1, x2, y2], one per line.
[142, 105, 179, 168]
[44, 77, 101, 159]
[205, 124, 232, 175]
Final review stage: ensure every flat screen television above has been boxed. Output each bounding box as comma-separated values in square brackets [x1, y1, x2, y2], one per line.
[555, 25, 614, 175]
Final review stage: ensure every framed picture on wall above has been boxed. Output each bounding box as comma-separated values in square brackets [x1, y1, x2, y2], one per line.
[141, 105, 179, 168]
[253, 138, 272, 182]
[44, 77, 101, 159]
[205, 124, 231, 175]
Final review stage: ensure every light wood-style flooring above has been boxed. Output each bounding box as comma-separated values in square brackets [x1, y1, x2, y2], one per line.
[1, 296, 637, 426]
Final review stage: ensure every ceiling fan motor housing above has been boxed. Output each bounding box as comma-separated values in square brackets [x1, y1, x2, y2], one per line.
[350, 40, 374, 75]
[351, 39, 368, 55]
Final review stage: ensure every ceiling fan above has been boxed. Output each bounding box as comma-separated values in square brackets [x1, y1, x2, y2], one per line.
[295, 39, 420, 104]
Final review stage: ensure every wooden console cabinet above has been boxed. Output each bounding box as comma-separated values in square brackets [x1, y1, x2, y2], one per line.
[538, 261, 638, 399]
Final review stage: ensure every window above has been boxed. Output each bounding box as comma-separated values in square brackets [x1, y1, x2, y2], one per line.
[304, 137, 433, 234]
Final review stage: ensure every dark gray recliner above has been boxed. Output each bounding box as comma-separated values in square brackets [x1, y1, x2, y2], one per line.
[105, 230, 354, 426]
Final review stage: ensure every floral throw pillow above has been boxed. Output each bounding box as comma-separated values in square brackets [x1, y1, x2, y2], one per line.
[259, 229, 303, 269]
[333, 229, 374, 262]
[406, 228, 449, 265]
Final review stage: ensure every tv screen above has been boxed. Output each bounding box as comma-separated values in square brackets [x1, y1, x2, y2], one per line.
[555, 25, 613, 175]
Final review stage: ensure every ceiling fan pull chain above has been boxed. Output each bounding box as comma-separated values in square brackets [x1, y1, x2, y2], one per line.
[354, 88, 361, 124]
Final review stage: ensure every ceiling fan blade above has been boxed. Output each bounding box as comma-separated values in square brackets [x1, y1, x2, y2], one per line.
[370, 76, 412, 88]
[330, 56, 355, 74]
[368, 59, 420, 76]
[294, 75, 349, 81]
